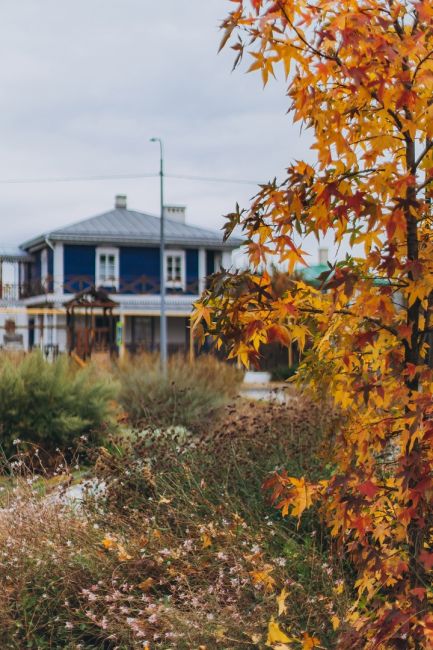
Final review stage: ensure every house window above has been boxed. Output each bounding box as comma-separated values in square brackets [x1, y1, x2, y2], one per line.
[96, 248, 119, 290]
[165, 250, 185, 290]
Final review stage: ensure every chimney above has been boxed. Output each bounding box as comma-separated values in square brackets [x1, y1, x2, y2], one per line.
[319, 247, 328, 266]
[163, 205, 186, 223]
[115, 194, 127, 209]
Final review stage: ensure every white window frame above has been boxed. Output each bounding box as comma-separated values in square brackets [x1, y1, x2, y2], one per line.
[164, 249, 186, 291]
[214, 252, 223, 271]
[96, 247, 119, 290]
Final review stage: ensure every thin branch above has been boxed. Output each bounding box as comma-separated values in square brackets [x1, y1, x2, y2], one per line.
[276, 0, 342, 65]
[414, 140, 433, 171]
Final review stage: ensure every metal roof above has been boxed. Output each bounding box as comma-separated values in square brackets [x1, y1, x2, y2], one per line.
[21, 208, 244, 251]
[0, 247, 32, 262]
[298, 263, 329, 286]
[299, 264, 391, 288]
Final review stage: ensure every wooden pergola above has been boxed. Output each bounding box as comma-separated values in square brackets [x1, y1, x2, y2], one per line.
[64, 287, 118, 361]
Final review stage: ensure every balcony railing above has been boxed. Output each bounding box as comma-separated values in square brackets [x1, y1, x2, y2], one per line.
[0, 275, 201, 301]
[0, 283, 22, 301]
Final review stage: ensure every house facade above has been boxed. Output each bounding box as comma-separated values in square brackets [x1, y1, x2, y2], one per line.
[0, 195, 242, 357]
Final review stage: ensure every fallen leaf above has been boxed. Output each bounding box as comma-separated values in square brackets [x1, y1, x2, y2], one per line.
[266, 618, 292, 645]
[302, 632, 321, 649]
[201, 533, 212, 549]
[101, 537, 116, 550]
[277, 587, 289, 616]
[117, 544, 132, 562]
[331, 615, 340, 630]
[138, 577, 154, 592]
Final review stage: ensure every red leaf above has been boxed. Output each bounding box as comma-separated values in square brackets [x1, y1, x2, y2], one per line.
[411, 587, 426, 600]
[267, 324, 291, 347]
[419, 551, 433, 570]
[358, 480, 379, 499]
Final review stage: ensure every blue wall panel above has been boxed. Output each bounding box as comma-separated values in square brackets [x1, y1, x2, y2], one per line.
[48, 247, 54, 291]
[186, 249, 199, 293]
[64, 245, 95, 293]
[120, 247, 160, 293]
[30, 250, 41, 284]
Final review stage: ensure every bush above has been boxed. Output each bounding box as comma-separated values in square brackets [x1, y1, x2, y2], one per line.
[116, 353, 242, 431]
[0, 351, 117, 457]
[270, 363, 299, 382]
[121, 392, 340, 488]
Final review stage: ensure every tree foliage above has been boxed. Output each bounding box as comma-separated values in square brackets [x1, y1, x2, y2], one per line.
[194, 1, 433, 647]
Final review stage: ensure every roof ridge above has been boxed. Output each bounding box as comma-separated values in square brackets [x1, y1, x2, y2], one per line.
[20, 206, 243, 250]
[50, 207, 159, 236]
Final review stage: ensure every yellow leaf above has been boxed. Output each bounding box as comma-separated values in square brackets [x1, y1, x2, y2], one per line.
[101, 536, 116, 550]
[201, 533, 212, 549]
[331, 615, 340, 630]
[334, 581, 344, 595]
[215, 627, 227, 640]
[266, 618, 292, 646]
[192, 302, 212, 329]
[138, 577, 154, 592]
[302, 632, 321, 649]
[288, 477, 315, 521]
[117, 544, 132, 562]
[277, 587, 289, 616]
[250, 567, 276, 592]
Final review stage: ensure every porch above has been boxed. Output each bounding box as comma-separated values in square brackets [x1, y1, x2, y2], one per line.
[123, 315, 191, 356]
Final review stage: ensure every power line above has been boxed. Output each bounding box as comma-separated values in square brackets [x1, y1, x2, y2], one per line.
[167, 173, 259, 186]
[0, 172, 158, 185]
[0, 171, 260, 186]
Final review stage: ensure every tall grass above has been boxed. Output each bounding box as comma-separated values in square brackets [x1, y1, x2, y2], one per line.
[116, 353, 242, 430]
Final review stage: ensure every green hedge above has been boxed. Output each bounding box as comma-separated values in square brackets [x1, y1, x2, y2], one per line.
[0, 352, 117, 456]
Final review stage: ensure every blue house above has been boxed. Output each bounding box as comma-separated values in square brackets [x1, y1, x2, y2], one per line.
[0, 195, 242, 357]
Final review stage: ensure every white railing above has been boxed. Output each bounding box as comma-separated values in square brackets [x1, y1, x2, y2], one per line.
[0, 283, 21, 301]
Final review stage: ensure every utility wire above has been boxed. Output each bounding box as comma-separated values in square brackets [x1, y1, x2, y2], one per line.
[167, 173, 259, 186]
[0, 171, 259, 186]
[0, 172, 158, 185]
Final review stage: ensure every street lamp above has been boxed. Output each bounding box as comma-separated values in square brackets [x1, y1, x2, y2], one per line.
[150, 137, 167, 375]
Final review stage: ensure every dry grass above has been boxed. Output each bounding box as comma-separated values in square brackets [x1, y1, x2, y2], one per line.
[115, 353, 243, 431]
[0, 391, 348, 649]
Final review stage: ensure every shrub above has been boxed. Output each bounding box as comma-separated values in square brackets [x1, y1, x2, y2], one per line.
[116, 353, 242, 431]
[0, 351, 117, 457]
[121, 392, 340, 489]
[270, 363, 299, 382]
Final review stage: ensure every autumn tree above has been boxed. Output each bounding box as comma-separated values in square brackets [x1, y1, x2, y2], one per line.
[193, 1, 433, 647]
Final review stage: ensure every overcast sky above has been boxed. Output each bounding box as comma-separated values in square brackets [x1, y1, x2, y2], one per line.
[0, 1, 326, 262]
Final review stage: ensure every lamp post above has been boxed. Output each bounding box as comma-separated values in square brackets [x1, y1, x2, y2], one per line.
[150, 137, 167, 375]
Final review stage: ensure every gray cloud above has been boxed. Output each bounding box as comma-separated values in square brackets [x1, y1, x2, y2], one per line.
[0, 0, 324, 259]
